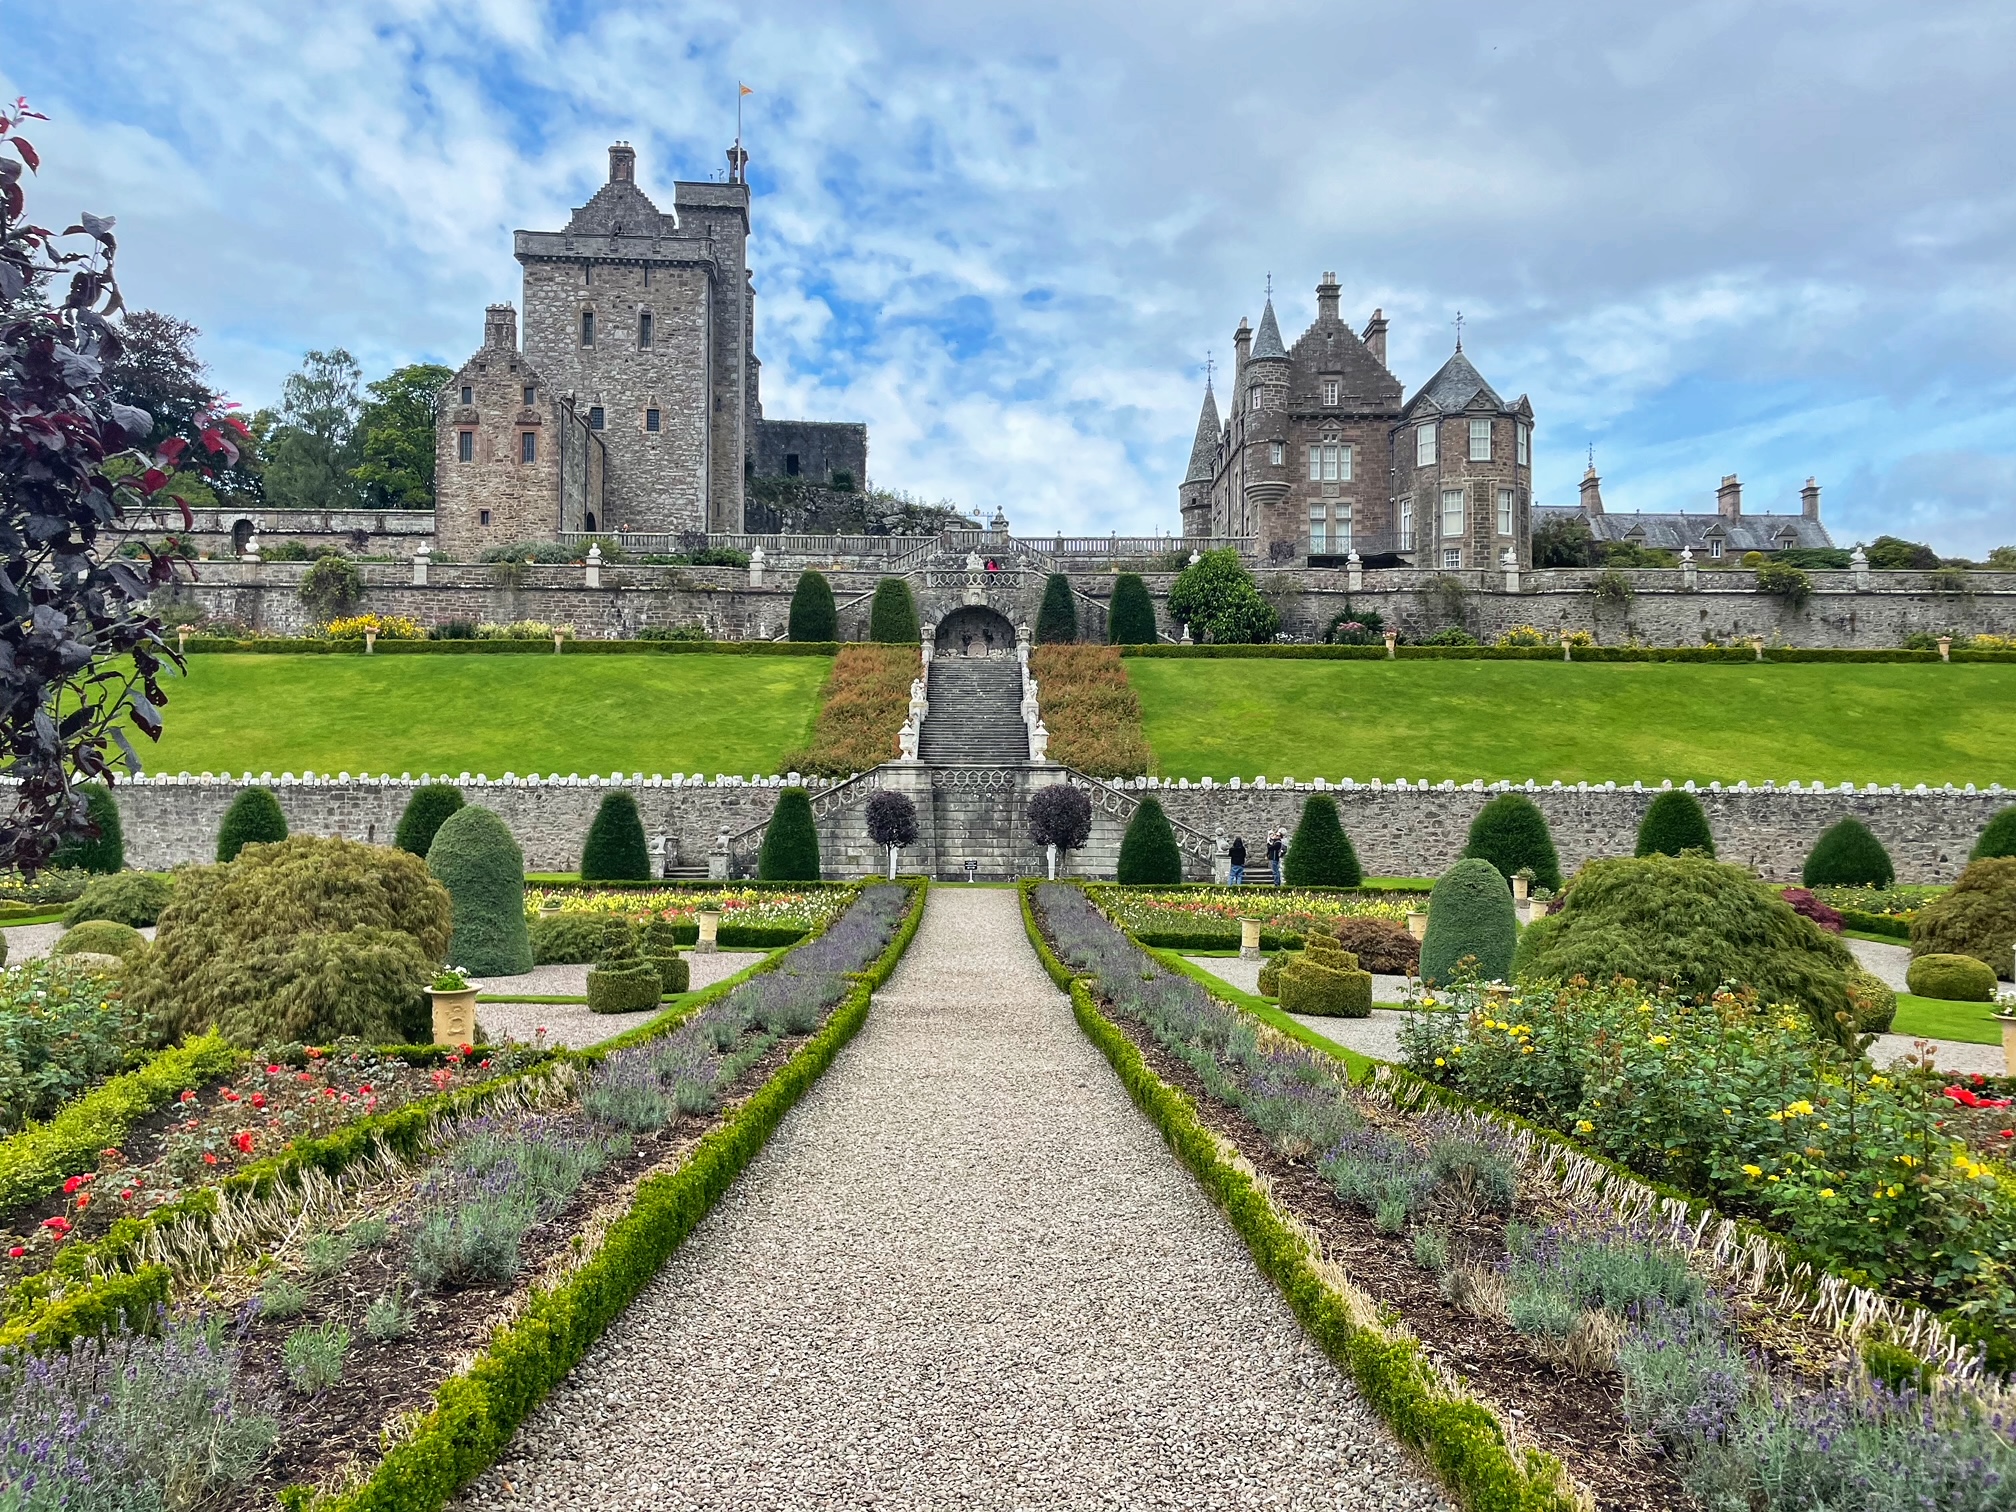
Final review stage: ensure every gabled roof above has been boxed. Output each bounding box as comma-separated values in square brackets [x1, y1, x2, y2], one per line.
[1573, 510, 1834, 552]
[1401, 348, 1506, 419]
[564, 179, 677, 237]
[1285, 312, 1402, 413]
[1184, 383, 1222, 484]
[1250, 298, 1289, 360]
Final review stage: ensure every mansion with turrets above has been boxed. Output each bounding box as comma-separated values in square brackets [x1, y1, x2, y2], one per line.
[432, 143, 866, 557]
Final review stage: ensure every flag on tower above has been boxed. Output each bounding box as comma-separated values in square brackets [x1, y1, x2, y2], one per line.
[739, 83, 753, 96]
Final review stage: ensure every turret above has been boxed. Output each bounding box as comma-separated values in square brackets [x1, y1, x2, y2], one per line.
[1179, 379, 1221, 538]
[1245, 297, 1290, 413]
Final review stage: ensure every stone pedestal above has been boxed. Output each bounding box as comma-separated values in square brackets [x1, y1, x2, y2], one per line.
[695, 909, 721, 953]
[1238, 918, 1262, 960]
[412, 550, 430, 586]
[427, 986, 479, 1047]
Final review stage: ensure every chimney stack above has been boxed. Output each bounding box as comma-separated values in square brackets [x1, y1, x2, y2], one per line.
[1801, 476, 1821, 521]
[483, 302, 518, 352]
[1716, 474, 1743, 519]
[1362, 307, 1388, 368]
[726, 143, 748, 184]
[608, 142, 636, 184]
[1231, 316, 1253, 408]
[1316, 271, 1341, 323]
[1580, 463, 1605, 517]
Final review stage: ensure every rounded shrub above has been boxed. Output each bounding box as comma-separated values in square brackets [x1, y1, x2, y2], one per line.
[586, 963, 661, 1014]
[426, 806, 533, 977]
[787, 570, 837, 642]
[1845, 966, 1897, 1034]
[1462, 794, 1562, 893]
[867, 577, 920, 644]
[865, 790, 919, 851]
[62, 871, 173, 928]
[1802, 817, 1894, 888]
[55, 919, 146, 959]
[217, 787, 288, 862]
[1636, 790, 1714, 858]
[529, 913, 620, 965]
[1029, 784, 1093, 853]
[394, 786, 465, 859]
[1974, 805, 2016, 861]
[1115, 797, 1182, 884]
[581, 792, 652, 882]
[51, 785, 123, 873]
[1420, 858, 1519, 986]
[757, 788, 822, 881]
[1911, 858, 2016, 980]
[1326, 916, 1419, 975]
[1257, 951, 1290, 997]
[1282, 796, 1363, 888]
[1906, 952, 1999, 1002]
[1034, 573, 1078, 644]
[1108, 573, 1157, 645]
[125, 836, 452, 1048]
[1279, 958, 1373, 1017]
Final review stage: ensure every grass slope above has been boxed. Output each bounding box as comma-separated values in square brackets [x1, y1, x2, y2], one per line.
[148, 655, 829, 776]
[1130, 660, 2016, 786]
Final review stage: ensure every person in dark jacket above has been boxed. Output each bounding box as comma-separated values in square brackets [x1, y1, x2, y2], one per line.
[1266, 831, 1285, 886]
[1228, 836, 1247, 885]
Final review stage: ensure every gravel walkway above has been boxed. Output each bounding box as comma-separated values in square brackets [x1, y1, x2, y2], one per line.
[477, 952, 767, 1050]
[453, 888, 1449, 1512]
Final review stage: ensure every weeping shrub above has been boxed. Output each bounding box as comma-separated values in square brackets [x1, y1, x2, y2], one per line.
[581, 792, 652, 882]
[427, 806, 533, 977]
[787, 570, 837, 642]
[757, 788, 822, 881]
[1910, 857, 2016, 981]
[1115, 797, 1183, 884]
[1801, 817, 1894, 888]
[1282, 796, 1362, 887]
[1107, 573, 1158, 645]
[1635, 790, 1714, 858]
[62, 871, 172, 928]
[1420, 858, 1519, 986]
[394, 786, 465, 858]
[216, 787, 287, 863]
[1462, 794, 1562, 893]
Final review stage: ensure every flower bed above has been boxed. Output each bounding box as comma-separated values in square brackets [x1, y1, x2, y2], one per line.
[1088, 884, 1413, 949]
[0, 959, 144, 1133]
[524, 884, 846, 943]
[1029, 882, 2016, 1512]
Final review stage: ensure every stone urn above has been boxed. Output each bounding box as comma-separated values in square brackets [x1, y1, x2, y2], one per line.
[1238, 918, 1263, 961]
[427, 982, 480, 1046]
[1406, 910, 1429, 941]
[695, 908, 722, 954]
[1999, 1012, 2016, 1078]
[1510, 875, 1529, 901]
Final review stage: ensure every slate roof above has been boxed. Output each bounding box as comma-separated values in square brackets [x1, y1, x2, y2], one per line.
[1402, 348, 1505, 417]
[1184, 383, 1222, 484]
[1285, 313, 1403, 411]
[1250, 298, 1289, 360]
[1534, 505, 1834, 552]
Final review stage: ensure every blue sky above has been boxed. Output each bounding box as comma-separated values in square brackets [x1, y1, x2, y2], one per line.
[8, 1, 2016, 551]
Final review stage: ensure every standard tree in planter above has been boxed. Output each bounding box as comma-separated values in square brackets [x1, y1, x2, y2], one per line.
[758, 788, 822, 881]
[50, 785, 124, 873]
[1116, 796, 1183, 884]
[1973, 805, 2016, 861]
[1419, 857, 1519, 986]
[865, 789, 919, 879]
[1462, 794, 1562, 893]
[1034, 574, 1078, 644]
[217, 787, 287, 862]
[788, 570, 838, 642]
[426, 805, 533, 977]
[1282, 796, 1363, 887]
[394, 785, 465, 858]
[1028, 782, 1093, 879]
[581, 792, 652, 881]
[867, 578, 920, 643]
[1636, 790, 1714, 858]
[1802, 817, 1894, 888]
[1107, 573, 1157, 645]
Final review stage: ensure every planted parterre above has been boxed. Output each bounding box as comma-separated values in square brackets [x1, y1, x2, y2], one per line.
[0, 883, 920, 1512]
[523, 884, 847, 946]
[1032, 882, 2016, 1512]
[1089, 885, 1415, 949]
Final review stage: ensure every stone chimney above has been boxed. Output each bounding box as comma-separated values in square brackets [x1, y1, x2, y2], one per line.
[1362, 308, 1388, 368]
[1801, 476, 1821, 521]
[1316, 271, 1341, 323]
[483, 302, 518, 351]
[608, 142, 636, 183]
[1231, 316, 1252, 411]
[726, 143, 749, 184]
[1579, 463, 1605, 516]
[1716, 473, 1743, 519]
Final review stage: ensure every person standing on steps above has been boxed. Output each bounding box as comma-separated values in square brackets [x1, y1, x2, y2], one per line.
[1266, 830, 1285, 886]
[1229, 836, 1246, 886]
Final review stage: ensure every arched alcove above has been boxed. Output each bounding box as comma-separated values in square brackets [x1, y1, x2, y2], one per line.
[934, 604, 1018, 657]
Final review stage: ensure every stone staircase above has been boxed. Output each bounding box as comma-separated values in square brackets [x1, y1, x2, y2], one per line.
[918, 656, 1029, 765]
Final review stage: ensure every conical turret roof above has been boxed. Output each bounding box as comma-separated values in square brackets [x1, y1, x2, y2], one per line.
[1183, 382, 1221, 484]
[1250, 298, 1289, 360]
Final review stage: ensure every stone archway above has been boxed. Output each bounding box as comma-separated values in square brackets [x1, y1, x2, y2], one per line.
[934, 604, 1017, 658]
[230, 518, 255, 554]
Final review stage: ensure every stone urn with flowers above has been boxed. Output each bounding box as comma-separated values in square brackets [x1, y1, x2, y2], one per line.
[426, 967, 480, 1046]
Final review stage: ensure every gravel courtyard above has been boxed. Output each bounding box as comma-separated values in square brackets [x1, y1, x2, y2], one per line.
[453, 887, 1447, 1512]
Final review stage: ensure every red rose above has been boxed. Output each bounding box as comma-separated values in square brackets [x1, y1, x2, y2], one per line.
[6, 1248, 21, 1259]
[202, 1152, 217, 1166]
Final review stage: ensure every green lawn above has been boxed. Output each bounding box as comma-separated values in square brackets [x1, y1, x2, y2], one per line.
[144, 655, 830, 776]
[1891, 993, 2008, 1046]
[1128, 660, 2016, 786]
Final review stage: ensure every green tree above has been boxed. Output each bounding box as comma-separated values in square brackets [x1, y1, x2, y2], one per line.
[1115, 797, 1183, 884]
[1420, 858, 1520, 986]
[1034, 573, 1078, 644]
[581, 792, 652, 881]
[1864, 535, 1940, 570]
[427, 805, 533, 976]
[394, 785, 465, 858]
[1637, 790, 1714, 858]
[353, 362, 453, 509]
[757, 788, 822, 881]
[217, 787, 288, 862]
[788, 570, 838, 642]
[1107, 573, 1157, 644]
[258, 349, 364, 510]
[1531, 513, 1592, 568]
[50, 785, 124, 873]
[1462, 794, 1562, 892]
[867, 577, 920, 643]
[1166, 549, 1278, 644]
[1802, 817, 1894, 888]
[1973, 805, 2016, 861]
[1282, 796, 1362, 887]
[105, 309, 264, 507]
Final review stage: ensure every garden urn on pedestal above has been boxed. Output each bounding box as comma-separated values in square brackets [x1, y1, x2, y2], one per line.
[1939, 635, 1953, 663]
[2000, 1012, 2016, 1078]
[695, 908, 721, 953]
[364, 629, 377, 654]
[1383, 629, 1397, 659]
[1407, 910, 1428, 941]
[427, 982, 480, 1046]
[1239, 918, 1263, 961]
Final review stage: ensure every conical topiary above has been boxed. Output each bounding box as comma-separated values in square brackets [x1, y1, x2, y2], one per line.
[787, 570, 838, 642]
[581, 792, 652, 881]
[427, 805, 533, 976]
[1420, 857, 1518, 986]
[1108, 573, 1157, 645]
[1636, 790, 1714, 858]
[757, 788, 822, 881]
[394, 785, 465, 858]
[1282, 796, 1363, 887]
[1462, 793, 1562, 892]
[1802, 817, 1894, 888]
[52, 785, 124, 873]
[1034, 573, 1078, 644]
[1974, 805, 2016, 861]
[217, 787, 288, 863]
[1115, 796, 1183, 884]
[867, 577, 920, 643]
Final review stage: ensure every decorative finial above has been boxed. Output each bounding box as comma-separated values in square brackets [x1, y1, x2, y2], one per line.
[1453, 310, 1464, 351]
[1205, 351, 1216, 390]
[1587, 442, 1595, 470]
[1265, 271, 1273, 298]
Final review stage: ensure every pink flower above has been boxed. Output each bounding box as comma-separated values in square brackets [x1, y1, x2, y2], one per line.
[6, 1247, 22, 1259]
[179, 1090, 197, 1104]
[61, 1176, 83, 1195]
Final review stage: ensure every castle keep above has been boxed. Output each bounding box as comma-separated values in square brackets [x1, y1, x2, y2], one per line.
[434, 143, 866, 556]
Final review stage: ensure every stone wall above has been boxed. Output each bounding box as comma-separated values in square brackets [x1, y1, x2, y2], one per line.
[145, 509, 434, 560]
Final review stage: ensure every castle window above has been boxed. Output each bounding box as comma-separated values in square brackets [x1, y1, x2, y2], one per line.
[1309, 505, 1328, 554]
[1441, 487, 1465, 539]
[1269, 441, 1285, 466]
[523, 385, 535, 406]
[580, 311, 595, 346]
[457, 431, 474, 463]
[1443, 547, 1462, 569]
[1469, 419, 1492, 461]
[588, 406, 605, 430]
[1322, 378, 1340, 407]
[520, 431, 537, 464]
[638, 310, 653, 348]
[1308, 443, 1351, 482]
[1398, 497, 1413, 550]
[1516, 424, 1530, 466]
[1416, 424, 1437, 466]
[1336, 503, 1353, 549]
[1497, 488, 1514, 536]
[460, 385, 473, 406]
[645, 408, 661, 432]
[785, 453, 800, 476]
[479, 509, 492, 527]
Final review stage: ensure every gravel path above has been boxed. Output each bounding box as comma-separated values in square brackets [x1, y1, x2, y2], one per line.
[477, 952, 767, 1050]
[453, 888, 1449, 1512]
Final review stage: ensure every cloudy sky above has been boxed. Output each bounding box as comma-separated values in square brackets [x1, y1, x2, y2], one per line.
[8, 1, 2015, 551]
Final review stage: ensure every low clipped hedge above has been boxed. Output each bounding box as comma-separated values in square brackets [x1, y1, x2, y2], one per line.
[1278, 957, 1373, 1018]
[1907, 953, 1999, 1002]
[1120, 643, 2016, 663]
[585, 963, 662, 1014]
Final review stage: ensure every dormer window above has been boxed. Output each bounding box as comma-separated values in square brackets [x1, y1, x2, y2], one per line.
[1322, 378, 1340, 407]
[1269, 441, 1285, 466]
[1709, 537, 1724, 559]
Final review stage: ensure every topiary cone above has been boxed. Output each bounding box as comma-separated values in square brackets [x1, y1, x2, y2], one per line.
[1282, 795, 1363, 887]
[1973, 805, 2016, 862]
[1420, 858, 1518, 986]
[394, 785, 465, 858]
[52, 784, 124, 874]
[427, 805, 533, 976]
[581, 792, 652, 881]
[1107, 573, 1157, 645]
[757, 788, 822, 881]
[1636, 790, 1714, 859]
[867, 577, 920, 643]
[217, 787, 288, 863]
[1035, 573, 1078, 644]
[787, 570, 838, 642]
[1462, 792, 1561, 893]
[1115, 796, 1183, 884]
[1802, 817, 1894, 888]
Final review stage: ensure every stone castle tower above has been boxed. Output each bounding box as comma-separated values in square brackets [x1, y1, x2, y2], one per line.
[436, 142, 866, 557]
